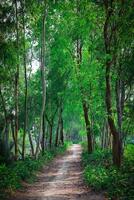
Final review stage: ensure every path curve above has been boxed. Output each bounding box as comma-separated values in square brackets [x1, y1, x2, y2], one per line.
[10, 144, 105, 200]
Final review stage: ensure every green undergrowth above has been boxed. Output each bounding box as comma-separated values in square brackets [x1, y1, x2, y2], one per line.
[0, 142, 70, 199]
[82, 144, 134, 200]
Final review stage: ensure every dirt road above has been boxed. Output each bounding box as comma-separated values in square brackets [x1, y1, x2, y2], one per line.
[10, 144, 105, 200]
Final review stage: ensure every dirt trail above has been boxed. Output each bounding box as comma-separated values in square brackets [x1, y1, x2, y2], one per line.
[10, 144, 105, 200]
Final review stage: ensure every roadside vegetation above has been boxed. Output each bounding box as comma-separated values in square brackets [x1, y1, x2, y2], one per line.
[0, 143, 70, 199]
[82, 143, 134, 200]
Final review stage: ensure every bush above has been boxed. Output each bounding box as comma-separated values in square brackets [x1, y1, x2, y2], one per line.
[82, 149, 112, 167]
[0, 164, 20, 190]
[82, 145, 134, 200]
[84, 165, 109, 190]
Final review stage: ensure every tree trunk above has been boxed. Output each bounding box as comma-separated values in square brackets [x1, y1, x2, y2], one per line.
[49, 124, 53, 149]
[28, 131, 34, 157]
[35, 4, 47, 156]
[41, 112, 46, 152]
[55, 115, 60, 147]
[59, 106, 64, 145]
[11, 119, 15, 144]
[45, 123, 49, 147]
[75, 38, 93, 154]
[82, 101, 93, 154]
[104, 0, 121, 167]
[112, 134, 122, 167]
[14, 0, 19, 160]
[115, 78, 125, 152]
[101, 122, 105, 149]
[21, 0, 28, 160]
[0, 88, 10, 159]
[105, 61, 121, 167]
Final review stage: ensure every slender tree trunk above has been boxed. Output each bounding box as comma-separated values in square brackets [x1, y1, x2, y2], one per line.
[22, 0, 28, 160]
[45, 123, 49, 147]
[55, 115, 60, 147]
[14, 0, 19, 160]
[35, 5, 47, 156]
[49, 124, 53, 148]
[11, 119, 15, 149]
[104, 126, 109, 149]
[59, 106, 64, 145]
[101, 123, 105, 149]
[82, 101, 93, 153]
[101, 131, 104, 149]
[115, 78, 125, 152]
[41, 112, 46, 152]
[101, 120, 108, 149]
[116, 80, 121, 134]
[0, 87, 10, 158]
[28, 131, 34, 156]
[0, 86, 7, 122]
[60, 117, 64, 145]
[45, 106, 58, 148]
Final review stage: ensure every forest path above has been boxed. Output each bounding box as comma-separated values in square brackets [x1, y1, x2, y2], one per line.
[10, 144, 105, 200]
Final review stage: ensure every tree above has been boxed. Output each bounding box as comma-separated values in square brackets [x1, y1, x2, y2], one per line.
[35, 0, 47, 156]
[14, 0, 20, 160]
[21, 0, 28, 160]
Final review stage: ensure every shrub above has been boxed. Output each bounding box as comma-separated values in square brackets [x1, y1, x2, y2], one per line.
[84, 165, 109, 190]
[82, 145, 134, 200]
[0, 164, 20, 193]
[82, 149, 112, 167]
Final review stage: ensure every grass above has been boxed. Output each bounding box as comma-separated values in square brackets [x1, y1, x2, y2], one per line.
[82, 144, 134, 200]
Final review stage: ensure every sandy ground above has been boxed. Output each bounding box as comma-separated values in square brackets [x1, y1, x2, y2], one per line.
[9, 144, 106, 200]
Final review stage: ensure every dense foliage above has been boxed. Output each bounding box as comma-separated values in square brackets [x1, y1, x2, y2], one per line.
[82, 144, 134, 199]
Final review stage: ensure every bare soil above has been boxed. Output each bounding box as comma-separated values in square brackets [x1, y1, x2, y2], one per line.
[9, 144, 106, 200]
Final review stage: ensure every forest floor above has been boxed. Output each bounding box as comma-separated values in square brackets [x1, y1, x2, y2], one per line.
[9, 144, 105, 200]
